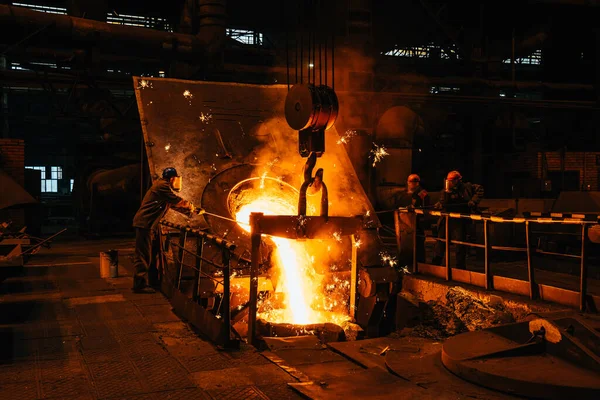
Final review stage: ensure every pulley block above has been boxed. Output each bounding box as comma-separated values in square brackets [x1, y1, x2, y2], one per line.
[284, 84, 339, 157]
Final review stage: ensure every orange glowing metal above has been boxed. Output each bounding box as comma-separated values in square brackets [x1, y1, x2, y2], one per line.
[232, 176, 351, 326]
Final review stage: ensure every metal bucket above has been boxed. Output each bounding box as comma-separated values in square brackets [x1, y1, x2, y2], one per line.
[100, 250, 119, 278]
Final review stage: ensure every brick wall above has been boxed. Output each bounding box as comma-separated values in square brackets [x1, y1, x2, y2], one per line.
[0, 139, 25, 227]
[505, 151, 600, 191]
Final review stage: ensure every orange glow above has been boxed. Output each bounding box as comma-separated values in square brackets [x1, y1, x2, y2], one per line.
[232, 176, 351, 326]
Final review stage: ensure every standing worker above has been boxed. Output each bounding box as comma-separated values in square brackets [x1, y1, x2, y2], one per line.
[431, 170, 484, 269]
[132, 167, 201, 293]
[406, 174, 430, 263]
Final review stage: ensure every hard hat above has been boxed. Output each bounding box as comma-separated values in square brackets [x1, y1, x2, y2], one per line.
[407, 174, 420, 183]
[162, 167, 179, 180]
[447, 170, 462, 181]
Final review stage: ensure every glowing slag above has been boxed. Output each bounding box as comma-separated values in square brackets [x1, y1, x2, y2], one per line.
[233, 178, 351, 326]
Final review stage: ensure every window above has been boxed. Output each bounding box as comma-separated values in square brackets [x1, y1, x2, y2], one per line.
[383, 43, 458, 59]
[26, 166, 62, 193]
[227, 29, 264, 46]
[107, 12, 173, 32]
[70, 179, 74, 192]
[503, 49, 542, 65]
[12, 2, 67, 15]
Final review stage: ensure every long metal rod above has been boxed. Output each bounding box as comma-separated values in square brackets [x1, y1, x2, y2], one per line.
[222, 248, 232, 344]
[350, 234, 358, 318]
[445, 217, 451, 280]
[324, 35, 327, 86]
[484, 219, 491, 290]
[580, 224, 588, 312]
[300, 33, 303, 84]
[248, 212, 262, 346]
[192, 237, 204, 301]
[285, 1, 289, 91]
[176, 230, 187, 289]
[526, 221, 536, 299]
[412, 214, 418, 274]
[17, 228, 67, 256]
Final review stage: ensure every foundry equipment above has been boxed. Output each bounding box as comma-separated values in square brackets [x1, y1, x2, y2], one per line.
[133, 76, 400, 346]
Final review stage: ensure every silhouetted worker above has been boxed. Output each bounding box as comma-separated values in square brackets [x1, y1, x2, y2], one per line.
[132, 167, 198, 293]
[432, 170, 484, 269]
[406, 174, 430, 262]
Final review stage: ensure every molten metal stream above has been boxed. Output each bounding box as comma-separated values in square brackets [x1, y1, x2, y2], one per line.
[232, 176, 350, 326]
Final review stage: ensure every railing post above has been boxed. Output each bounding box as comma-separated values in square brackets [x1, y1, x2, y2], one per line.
[580, 223, 588, 312]
[484, 219, 492, 290]
[192, 237, 204, 302]
[445, 215, 451, 281]
[222, 248, 232, 346]
[176, 229, 187, 289]
[412, 213, 418, 274]
[526, 221, 536, 300]
[248, 212, 262, 346]
[350, 234, 358, 319]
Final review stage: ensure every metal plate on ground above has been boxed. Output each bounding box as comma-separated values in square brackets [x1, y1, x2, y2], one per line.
[441, 318, 600, 400]
[263, 336, 326, 352]
[288, 366, 441, 400]
[264, 348, 346, 366]
[327, 337, 399, 369]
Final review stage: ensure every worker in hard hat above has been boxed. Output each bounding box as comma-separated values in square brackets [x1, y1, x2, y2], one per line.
[432, 170, 484, 268]
[406, 174, 430, 262]
[132, 167, 200, 293]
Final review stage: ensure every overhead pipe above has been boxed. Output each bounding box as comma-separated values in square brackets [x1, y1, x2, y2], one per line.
[0, 2, 226, 61]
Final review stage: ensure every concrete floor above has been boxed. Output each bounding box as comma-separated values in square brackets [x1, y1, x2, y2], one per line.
[0, 237, 538, 400]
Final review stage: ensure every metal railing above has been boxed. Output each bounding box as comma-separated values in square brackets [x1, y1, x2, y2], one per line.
[159, 220, 239, 348]
[396, 209, 599, 312]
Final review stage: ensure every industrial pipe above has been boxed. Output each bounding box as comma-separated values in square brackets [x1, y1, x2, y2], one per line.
[0, 3, 226, 60]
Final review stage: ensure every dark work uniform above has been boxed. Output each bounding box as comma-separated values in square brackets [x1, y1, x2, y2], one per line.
[132, 179, 191, 289]
[410, 187, 430, 263]
[432, 182, 484, 268]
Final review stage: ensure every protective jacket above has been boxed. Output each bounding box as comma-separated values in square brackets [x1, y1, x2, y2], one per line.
[438, 182, 484, 213]
[133, 179, 193, 230]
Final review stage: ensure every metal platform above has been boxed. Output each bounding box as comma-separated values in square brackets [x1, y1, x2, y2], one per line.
[433, 314, 600, 399]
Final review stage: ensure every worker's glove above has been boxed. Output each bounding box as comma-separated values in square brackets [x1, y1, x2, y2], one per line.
[468, 200, 476, 208]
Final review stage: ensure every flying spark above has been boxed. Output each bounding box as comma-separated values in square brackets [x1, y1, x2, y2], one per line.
[138, 79, 152, 89]
[183, 90, 193, 100]
[259, 171, 268, 189]
[332, 232, 342, 242]
[199, 112, 212, 124]
[379, 251, 398, 268]
[337, 129, 357, 145]
[353, 239, 362, 248]
[164, 143, 171, 152]
[370, 143, 389, 167]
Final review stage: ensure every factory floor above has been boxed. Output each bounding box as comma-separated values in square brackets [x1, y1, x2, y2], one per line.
[0, 237, 592, 400]
[0, 237, 304, 400]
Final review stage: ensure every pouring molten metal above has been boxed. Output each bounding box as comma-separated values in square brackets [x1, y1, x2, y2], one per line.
[231, 176, 351, 326]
